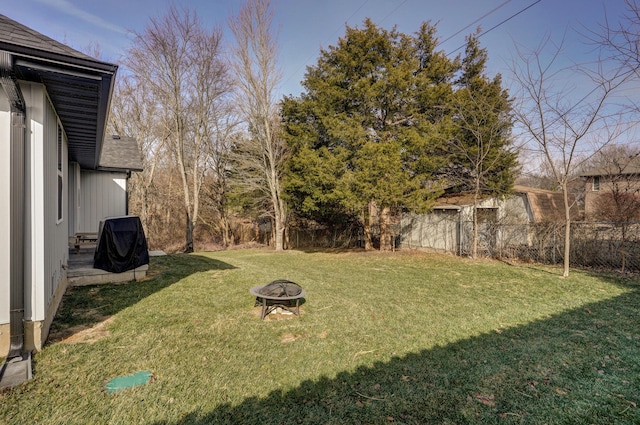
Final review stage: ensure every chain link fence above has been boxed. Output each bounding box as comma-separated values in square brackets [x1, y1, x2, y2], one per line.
[288, 223, 365, 249]
[400, 217, 640, 272]
[284, 216, 640, 272]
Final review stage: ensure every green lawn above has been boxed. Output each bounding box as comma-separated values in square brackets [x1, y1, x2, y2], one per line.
[2, 249, 640, 424]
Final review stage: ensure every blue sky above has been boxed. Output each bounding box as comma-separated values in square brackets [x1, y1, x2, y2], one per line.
[0, 0, 632, 98]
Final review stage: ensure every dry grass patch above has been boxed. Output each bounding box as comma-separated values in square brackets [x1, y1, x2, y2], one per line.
[50, 316, 114, 344]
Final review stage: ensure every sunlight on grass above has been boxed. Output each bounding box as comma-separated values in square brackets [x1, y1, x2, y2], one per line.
[2, 249, 639, 424]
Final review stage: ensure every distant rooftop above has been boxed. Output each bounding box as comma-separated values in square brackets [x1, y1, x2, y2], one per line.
[99, 135, 144, 172]
[580, 163, 640, 177]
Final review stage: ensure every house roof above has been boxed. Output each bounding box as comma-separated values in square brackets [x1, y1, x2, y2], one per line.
[433, 193, 484, 209]
[99, 135, 144, 172]
[98, 135, 144, 171]
[513, 185, 570, 222]
[579, 163, 640, 177]
[432, 186, 573, 222]
[0, 14, 118, 170]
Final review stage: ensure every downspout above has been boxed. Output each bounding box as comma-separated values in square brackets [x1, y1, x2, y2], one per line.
[125, 170, 131, 215]
[458, 208, 463, 257]
[0, 50, 26, 358]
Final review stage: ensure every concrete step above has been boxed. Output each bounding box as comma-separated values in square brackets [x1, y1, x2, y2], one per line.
[68, 265, 148, 286]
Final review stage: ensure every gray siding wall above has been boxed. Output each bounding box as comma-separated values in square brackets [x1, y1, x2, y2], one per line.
[22, 82, 68, 322]
[43, 92, 68, 309]
[400, 196, 535, 253]
[401, 209, 461, 252]
[78, 170, 127, 233]
[502, 194, 532, 224]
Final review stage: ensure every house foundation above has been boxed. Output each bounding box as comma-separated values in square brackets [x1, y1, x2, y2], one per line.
[0, 323, 9, 356]
[23, 321, 43, 353]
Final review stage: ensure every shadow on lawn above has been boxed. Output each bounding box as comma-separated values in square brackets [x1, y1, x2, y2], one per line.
[154, 279, 640, 425]
[48, 254, 235, 343]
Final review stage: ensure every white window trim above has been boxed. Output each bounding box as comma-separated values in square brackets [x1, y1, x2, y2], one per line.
[56, 122, 63, 224]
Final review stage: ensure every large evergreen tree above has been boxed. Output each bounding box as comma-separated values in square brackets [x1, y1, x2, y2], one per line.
[282, 20, 517, 251]
[283, 20, 457, 250]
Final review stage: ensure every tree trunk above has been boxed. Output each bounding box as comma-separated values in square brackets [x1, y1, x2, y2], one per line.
[562, 182, 571, 277]
[220, 214, 231, 247]
[185, 210, 194, 253]
[471, 181, 481, 259]
[379, 207, 392, 251]
[273, 195, 286, 251]
[274, 224, 284, 250]
[140, 152, 158, 244]
[362, 209, 373, 250]
[267, 176, 286, 251]
[620, 223, 627, 273]
[139, 181, 149, 233]
[472, 204, 479, 259]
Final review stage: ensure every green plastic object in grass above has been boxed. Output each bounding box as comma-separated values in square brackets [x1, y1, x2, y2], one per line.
[105, 370, 152, 393]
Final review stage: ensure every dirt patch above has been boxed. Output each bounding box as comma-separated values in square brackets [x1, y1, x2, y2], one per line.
[251, 306, 303, 320]
[48, 316, 113, 344]
[280, 333, 306, 343]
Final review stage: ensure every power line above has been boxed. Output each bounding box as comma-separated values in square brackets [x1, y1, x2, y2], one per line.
[378, 0, 411, 26]
[327, 0, 371, 46]
[281, 0, 541, 94]
[437, 0, 512, 48]
[447, 0, 543, 56]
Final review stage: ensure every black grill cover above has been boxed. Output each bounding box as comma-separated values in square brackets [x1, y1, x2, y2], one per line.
[94, 216, 149, 273]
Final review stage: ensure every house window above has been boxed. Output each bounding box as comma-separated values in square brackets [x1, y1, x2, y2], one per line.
[593, 176, 600, 191]
[57, 124, 63, 223]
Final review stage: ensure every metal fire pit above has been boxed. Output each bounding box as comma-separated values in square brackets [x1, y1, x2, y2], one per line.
[249, 280, 306, 320]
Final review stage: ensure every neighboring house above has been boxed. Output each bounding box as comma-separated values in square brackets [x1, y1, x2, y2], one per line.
[399, 185, 570, 253]
[0, 15, 140, 359]
[580, 164, 640, 220]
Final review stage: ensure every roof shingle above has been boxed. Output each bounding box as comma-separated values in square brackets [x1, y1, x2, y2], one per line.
[0, 14, 118, 169]
[99, 135, 144, 172]
[0, 14, 96, 62]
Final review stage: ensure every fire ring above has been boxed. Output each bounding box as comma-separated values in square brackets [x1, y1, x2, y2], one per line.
[249, 280, 306, 320]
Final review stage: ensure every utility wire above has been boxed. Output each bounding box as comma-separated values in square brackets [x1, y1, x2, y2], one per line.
[447, 0, 543, 56]
[437, 0, 512, 48]
[326, 0, 371, 46]
[281, 0, 540, 93]
[378, 0, 411, 26]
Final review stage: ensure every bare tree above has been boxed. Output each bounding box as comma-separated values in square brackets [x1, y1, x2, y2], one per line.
[95, 44, 166, 240]
[202, 108, 240, 248]
[127, 6, 231, 252]
[109, 74, 166, 235]
[599, 0, 640, 79]
[512, 36, 630, 276]
[229, 0, 287, 251]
